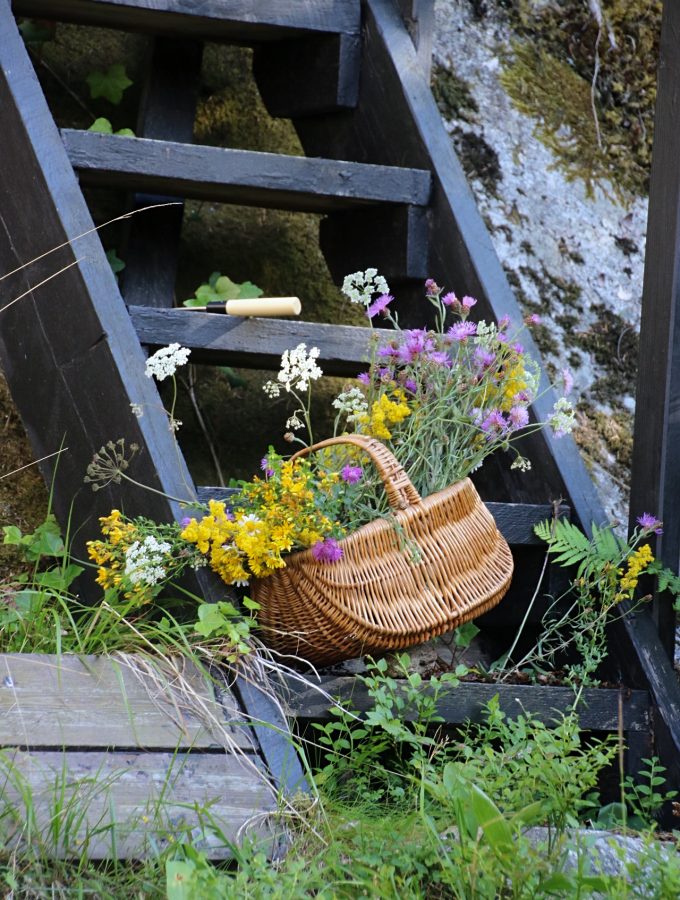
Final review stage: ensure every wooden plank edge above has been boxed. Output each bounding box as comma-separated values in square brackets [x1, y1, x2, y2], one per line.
[12, 0, 362, 41]
[282, 675, 651, 732]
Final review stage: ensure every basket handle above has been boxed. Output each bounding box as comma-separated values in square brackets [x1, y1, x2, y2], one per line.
[291, 434, 421, 511]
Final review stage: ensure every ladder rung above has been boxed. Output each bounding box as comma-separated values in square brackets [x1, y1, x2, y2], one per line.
[130, 306, 377, 376]
[13, 0, 361, 42]
[62, 130, 431, 213]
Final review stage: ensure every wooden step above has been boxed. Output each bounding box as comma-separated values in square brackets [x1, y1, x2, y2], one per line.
[13, 0, 361, 42]
[62, 129, 432, 214]
[283, 675, 651, 733]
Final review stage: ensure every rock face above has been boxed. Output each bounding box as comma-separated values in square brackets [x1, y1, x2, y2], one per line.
[432, 0, 651, 526]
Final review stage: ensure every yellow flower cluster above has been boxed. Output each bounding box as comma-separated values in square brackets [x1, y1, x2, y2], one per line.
[181, 460, 340, 585]
[358, 389, 411, 440]
[86, 509, 151, 604]
[499, 360, 530, 410]
[617, 543, 654, 598]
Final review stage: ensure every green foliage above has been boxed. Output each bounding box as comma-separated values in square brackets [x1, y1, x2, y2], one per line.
[18, 18, 56, 46]
[88, 117, 135, 137]
[85, 63, 133, 105]
[183, 272, 263, 308]
[624, 757, 678, 829]
[106, 247, 126, 279]
[193, 599, 258, 660]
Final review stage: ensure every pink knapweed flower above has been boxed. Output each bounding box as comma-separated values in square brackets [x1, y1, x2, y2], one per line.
[448, 321, 477, 341]
[341, 465, 363, 484]
[311, 538, 344, 562]
[636, 513, 663, 535]
[367, 293, 393, 319]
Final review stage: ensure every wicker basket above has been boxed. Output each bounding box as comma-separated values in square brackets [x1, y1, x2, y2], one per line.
[253, 434, 514, 667]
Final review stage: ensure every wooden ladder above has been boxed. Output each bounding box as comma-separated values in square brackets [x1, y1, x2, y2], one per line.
[0, 0, 678, 817]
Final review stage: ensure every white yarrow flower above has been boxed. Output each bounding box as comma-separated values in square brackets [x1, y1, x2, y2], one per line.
[145, 343, 191, 381]
[341, 269, 390, 307]
[333, 387, 368, 422]
[130, 403, 144, 418]
[549, 397, 576, 438]
[286, 413, 304, 430]
[124, 535, 172, 586]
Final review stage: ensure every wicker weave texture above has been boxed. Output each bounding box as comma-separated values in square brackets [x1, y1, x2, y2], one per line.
[253, 435, 514, 666]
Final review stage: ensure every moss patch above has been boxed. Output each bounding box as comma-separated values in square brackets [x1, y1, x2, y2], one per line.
[573, 402, 634, 491]
[431, 63, 479, 123]
[500, 0, 661, 198]
[564, 304, 638, 403]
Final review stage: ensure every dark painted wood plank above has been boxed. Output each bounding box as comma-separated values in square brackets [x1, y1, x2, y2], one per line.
[253, 32, 360, 118]
[120, 37, 203, 309]
[231, 667, 308, 796]
[0, 654, 252, 750]
[2, 748, 274, 859]
[63, 130, 432, 214]
[130, 306, 379, 375]
[628, 0, 680, 656]
[396, 0, 434, 78]
[283, 676, 651, 732]
[0, 4, 199, 557]
[13, 0, 361, 42]
[320, 204, 430, 281]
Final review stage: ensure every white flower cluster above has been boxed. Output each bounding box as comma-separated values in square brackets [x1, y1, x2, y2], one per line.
[549, 397, 576, 438]
[511, 456, 532, 472]
[263, 343, 322, 397]
[475, 321, 498, 347]
[124, 535, 172, 586]
[145, 343, 191, 381]
[286, 413, 304, 430]
[332, 387, 368, 422]
[341, 268, 389, 306]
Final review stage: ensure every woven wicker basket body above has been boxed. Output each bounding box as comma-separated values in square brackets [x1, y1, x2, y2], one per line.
[253, 435, 514, 667]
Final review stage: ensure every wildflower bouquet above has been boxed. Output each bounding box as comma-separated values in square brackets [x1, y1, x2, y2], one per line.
[86, 271, 578, 663]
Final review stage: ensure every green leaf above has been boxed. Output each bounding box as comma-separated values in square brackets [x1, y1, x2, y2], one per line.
[469, 782, 514, 853]
[166, 861, 196, 900]
[242, 596, 260, 611]
[454, 621, 480, 649]
[86, 64, 133, 105]
[18, 19, 56, 46]
[106, 248, 126, 276]
[2, 525, 23, 546]
[183, 272, 263, 307]
[88, 117, 114, 134]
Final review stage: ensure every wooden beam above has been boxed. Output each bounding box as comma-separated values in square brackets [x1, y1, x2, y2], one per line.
[396, 0, 434, 78]
[283, 676, 651, 733]
[12, 0, 361, 42]
[628, 0, 680, 657]
[119, 36, 203, 309]
[253, 32, 361, 117]
[63, 129, 431, 214]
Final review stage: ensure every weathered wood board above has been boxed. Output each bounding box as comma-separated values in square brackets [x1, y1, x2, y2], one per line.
[0, 654, 278, 859]
[1, 748, 275, 859]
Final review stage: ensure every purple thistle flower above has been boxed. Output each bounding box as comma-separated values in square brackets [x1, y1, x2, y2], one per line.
[261, 457, 275, 478]
[508, 406, 530, 429]
[181, 516, 193, 527]
[512, 342, 524, 354]
[341, 464, 363, 484]
[366, 293, 393, 319]
[448, 321, 477, 341]
[636, 513, 663, 535]
[474, 347, 496, 369]
[424, 278, 440, 296]
[357, 371, 371, 385]
[525, 314, 541, 326]
[403, 377, 418, 394]
[442, 291, 458, 307]
[427, 350, 451, 367]
[479, 409, 508, 438]
[498, 315, 510, 330]
[562, 368, 574, 395]
[377, 367, 394, 382]
[377, 345, 398, 359]
[311, 538, 344, 562]
[461, 295, 477, 310]
[396, 329, 434, 364]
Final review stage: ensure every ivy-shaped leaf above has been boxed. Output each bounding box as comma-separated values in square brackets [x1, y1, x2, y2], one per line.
[86, 64, 133, 105]
[88, 117, 135, 137]
[18, 18, 56, 46]
[183, 272, 263, 307]
[106, 248, 125, 277]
